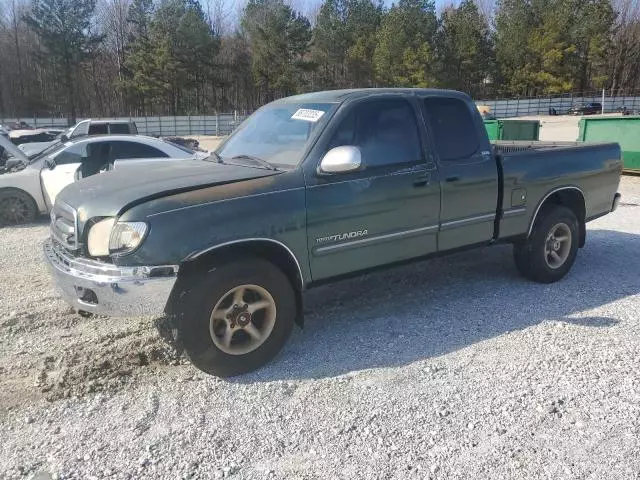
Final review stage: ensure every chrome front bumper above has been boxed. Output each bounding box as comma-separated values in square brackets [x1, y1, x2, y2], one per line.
[44, 239, 179, 317]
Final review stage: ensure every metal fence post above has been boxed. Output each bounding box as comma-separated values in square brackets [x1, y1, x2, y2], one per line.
[216, 114, 219, 136]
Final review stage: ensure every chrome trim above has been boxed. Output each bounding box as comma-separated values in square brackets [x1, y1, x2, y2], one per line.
[308, 167, 435, 188]
[319, 146, 362, 173]
[185, 238, 304, 288]
[147, 187, 305, 218]
[440, 213, 496, 231]
[48, 238, 177, 280]
[527, 186, 585, 236]
[50, 201, 80, 250]
[315, 225, 438, 255]
[502, 207, 527, 218]
[44, 238, 178, 317]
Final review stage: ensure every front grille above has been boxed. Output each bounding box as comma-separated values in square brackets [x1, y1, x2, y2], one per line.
[48, 238, 121, 277]
[50, 201, 79, 251]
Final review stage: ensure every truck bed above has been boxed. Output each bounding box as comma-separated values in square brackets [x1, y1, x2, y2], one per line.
[493, 140, 622, 240]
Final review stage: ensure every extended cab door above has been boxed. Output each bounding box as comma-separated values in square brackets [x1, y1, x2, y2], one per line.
[304, 96, 441, 281]
[421, 96, 499, 250]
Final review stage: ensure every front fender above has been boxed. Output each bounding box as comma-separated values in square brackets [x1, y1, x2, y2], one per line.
[115, 174, 311, 282]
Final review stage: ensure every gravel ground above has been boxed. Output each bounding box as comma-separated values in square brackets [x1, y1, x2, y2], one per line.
[1, 177, 640, 480]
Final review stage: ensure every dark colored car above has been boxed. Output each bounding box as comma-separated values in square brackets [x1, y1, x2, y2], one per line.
[568, 102, 602, 115]
[44, 88, 623, 377]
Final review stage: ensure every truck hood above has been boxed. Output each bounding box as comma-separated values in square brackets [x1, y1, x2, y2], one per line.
[56, 159, 281, 223]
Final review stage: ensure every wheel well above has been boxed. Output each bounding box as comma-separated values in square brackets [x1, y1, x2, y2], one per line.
[166, 240, 305, 327]
[532, 188, 586, 247]
[0, 187, 37, 205]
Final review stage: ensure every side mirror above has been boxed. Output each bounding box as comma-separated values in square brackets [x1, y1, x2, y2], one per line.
[45, 158, 55, 170]
[319, 146, 362, 174]
[59, 134, 68, 142]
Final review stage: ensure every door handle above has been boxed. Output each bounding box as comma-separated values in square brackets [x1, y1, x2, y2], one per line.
[445, 176, 460, 183]
[413, 172, 431, 187]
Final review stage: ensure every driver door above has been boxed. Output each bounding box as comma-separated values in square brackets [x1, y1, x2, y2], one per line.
[304, 97, 441, 281]
[40, 142, 87, 207]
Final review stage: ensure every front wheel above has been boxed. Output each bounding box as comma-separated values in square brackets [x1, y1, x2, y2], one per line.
[0, 189, 37, 226]
[513, 205, 579, 283]
[178, 257, 296, 377]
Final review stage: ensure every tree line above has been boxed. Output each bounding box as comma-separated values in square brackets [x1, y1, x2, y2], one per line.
[1, 0, 639, 121]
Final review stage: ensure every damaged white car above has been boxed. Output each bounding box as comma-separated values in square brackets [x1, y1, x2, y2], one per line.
[0, 134, 207, 225]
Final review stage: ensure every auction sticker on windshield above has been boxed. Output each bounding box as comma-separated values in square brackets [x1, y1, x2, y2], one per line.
[291, 109, 325, 122]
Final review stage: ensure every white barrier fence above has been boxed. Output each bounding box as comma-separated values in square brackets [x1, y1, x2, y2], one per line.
[1, 114, 250, 136]
[476, 95, 640, 118]
[4, 94, 640, 129]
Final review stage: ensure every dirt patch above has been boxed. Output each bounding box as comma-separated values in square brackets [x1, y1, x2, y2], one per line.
[37, 326, 179, 401]
[0, 307, 181, 411]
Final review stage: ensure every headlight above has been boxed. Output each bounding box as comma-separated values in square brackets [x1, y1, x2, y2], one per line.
[87, 218, 115, 256]
[109, 222, 148, 255]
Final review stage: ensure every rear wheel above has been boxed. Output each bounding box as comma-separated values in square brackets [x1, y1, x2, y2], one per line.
[0, 189, 37, 226]
[513, 205, 579, 283]
[178, 257, 295, 377]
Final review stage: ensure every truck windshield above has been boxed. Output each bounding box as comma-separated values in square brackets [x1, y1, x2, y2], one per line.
[215, 102, 336, 168]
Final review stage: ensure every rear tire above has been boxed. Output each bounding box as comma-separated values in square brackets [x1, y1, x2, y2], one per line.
[513, 205, 579, 283]
[178, 257, 295, 377]
[0, 189, 37, 226]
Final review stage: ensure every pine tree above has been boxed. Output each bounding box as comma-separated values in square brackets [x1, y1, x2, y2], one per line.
[241, 0, 312, 102]
[25, 0, 103, 122]
[437, 0, 493, 96]
[373, 0, 438, 87]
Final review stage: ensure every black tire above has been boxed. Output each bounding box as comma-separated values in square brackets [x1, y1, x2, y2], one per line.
[513, 205, 580, 283]
[178, 257, 296, 377]
[0, 189, 37, 226]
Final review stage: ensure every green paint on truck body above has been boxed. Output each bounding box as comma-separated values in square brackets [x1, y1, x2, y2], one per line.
[53, 88, 622, 294]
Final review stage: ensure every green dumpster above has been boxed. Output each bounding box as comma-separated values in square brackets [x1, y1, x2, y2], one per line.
[578, 116, 640, 171]
[484, 120, 540, 141]
[484, 120, 500, 140]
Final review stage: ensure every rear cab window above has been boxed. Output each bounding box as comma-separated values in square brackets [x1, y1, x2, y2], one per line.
[109, 123, 133, 134]
[88, 124, 108, 135]
[423, 97, 480, 162]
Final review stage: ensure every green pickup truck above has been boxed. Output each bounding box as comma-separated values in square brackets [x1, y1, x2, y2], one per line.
[44, 88, 623, 376]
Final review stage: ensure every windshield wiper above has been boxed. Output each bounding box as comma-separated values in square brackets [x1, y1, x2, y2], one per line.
[228, 154, 278, 171]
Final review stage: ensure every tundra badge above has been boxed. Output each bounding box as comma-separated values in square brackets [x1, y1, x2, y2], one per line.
[316, 230, 368, 244]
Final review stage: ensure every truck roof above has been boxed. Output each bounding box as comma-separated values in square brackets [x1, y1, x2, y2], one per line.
[81, 119, 135, 125]
[273, 88, 472, 104]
